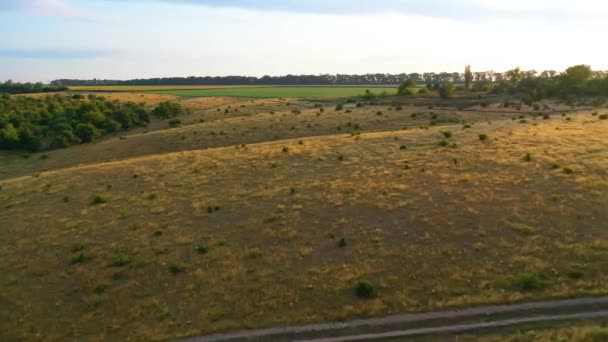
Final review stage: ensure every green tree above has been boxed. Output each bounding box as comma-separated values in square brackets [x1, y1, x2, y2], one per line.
[439, 83, 454, 99]
[74, 123, 101, 143]
[464, 65, 473, 91]
[398, 79, 417, 95]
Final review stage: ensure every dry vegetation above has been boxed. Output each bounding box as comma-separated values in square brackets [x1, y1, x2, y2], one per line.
[456, 322, 608, 341]
[1, 93, 608, 341]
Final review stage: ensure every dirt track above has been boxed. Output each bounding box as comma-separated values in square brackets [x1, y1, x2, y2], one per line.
[176, 297, 608, 342]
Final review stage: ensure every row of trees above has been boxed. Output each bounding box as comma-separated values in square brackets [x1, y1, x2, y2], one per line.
[55, 68, 606, 87]
[0, 94, 184, 152]
[0, 80, 68, 94]
[397, 65, 608, 101]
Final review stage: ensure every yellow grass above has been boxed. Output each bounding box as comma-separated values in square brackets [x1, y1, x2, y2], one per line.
[1, 99, 608, 341]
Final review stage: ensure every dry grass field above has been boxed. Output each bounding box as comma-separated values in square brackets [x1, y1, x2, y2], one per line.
[459, 323, 608, 341]
[1, 93, 608, 341]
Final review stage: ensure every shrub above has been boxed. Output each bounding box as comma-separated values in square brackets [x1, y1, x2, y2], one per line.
[437, 140, 449, 147]
[514, 272, 545, 291]
[439, 83, 454, 99]
[355, 280, 377, 298]
[168, 263, 185, 274]
[109, 252, 131, 267]
[338, 238, 347, 248]
[335, 104, 344, 111]
[91, 195, 107, 205]
[522, 153, 532, 162]
[168, 118, 182, 127]
[246, 247, 262, 259]
[599, 114, 608, 120]
[442, 131, 453, 139]
[152, 101, 185, 119]
[563, 167, 574, 175]
[479, 134, 488, 141]
[400, 145, 407, 150]
[70, 252, 91, 264]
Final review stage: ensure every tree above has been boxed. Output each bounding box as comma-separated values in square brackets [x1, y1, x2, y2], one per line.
[398, 79, 417, 95]
[464, 65, 473, 91]
[74, 123, 101, 143]
[0, 124, 20, 149]
[152, 101, 185, 119]
[439, 83, 454, 99]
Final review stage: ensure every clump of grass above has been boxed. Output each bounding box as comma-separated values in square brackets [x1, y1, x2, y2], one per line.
[563, 167, 574, 175]
[479, 134, 488, 141]
[168, 263, 185, 275]
[93, 284, 108, 294]
[246, 247, 262, 259]
[441, 131, 453, 139]
[550, 162, 560, 170]
[335, 104, 344, 111]
[510, 223, 536, 236]
[195, 245, 208, 255]
[118, 209, 130, 219]
[543, 114, 551, 120]
[207, 206, 221, 213]
[566, 266, 585, 280]
[463, 124, 472, 129]
[522, 153, 532, 162]
[282, 147, 289, 153]
[599, 114, 608, 120]
[437, 140, 449, 147]
[109, 252, 131, 267]
[70, 251, 92, 264]
[376, 111, 383, 116]
[399, 145, 407, 150]
[338, 238, 347, 248]
[355, 280, 377, 298]
[91, 195, 107, 205]
[514, 272, 545, 291]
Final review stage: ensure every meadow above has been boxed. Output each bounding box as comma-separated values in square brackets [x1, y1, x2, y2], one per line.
[1, 87, 608, 341]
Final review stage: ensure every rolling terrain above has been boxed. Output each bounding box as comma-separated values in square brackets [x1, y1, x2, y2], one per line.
[1, 92, 608, 341]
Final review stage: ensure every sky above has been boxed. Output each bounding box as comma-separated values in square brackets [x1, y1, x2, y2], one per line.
[1, 0, 607, 82]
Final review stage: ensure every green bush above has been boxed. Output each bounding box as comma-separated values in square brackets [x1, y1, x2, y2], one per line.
[514, 272, 545, 291]
[479, 134, 489, 141]
[152, 101, 185, 119]
[109, 252, 131, 267]
[355, 280, 377, 298]
[91, 195, 107, 205]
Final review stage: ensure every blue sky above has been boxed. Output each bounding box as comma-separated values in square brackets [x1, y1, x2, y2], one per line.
[1, 0, 606, 82]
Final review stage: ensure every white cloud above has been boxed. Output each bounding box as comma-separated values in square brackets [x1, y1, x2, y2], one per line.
[465, 0, 608, 14]
[0, 0, 86, 18]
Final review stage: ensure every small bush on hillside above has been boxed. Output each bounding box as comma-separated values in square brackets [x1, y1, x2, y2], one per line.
[168, 118, 182, 127]
[152, 101, 185, 119]
[522, 153, 532, 162]
[599, 114, 608, 120]
[109, 252, 131, 267]
[355, 280, 377, 298]
[168, 263, 185, 275]
[514, 272, 545, 291]
[479, 134, 488, 141]
[563, 167, 574, 175]
[91, 195, 107, 205]
[442, 131, 453, 139]
[437, 140, 449, 147]
[338, 238, 347, 248]
[335, 104, 344, 111]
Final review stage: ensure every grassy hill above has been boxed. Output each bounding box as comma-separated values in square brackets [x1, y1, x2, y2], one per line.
[1, 93, 608, 341]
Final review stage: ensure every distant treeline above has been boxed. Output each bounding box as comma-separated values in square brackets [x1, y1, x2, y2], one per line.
[54, 67, 608, 89]
[0, 94, 184, 152]
[0, 81, 68, 94]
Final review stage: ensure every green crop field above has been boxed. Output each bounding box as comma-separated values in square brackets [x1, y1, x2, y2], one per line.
[67, 86, 397, 98]
[147, 86, 397, 98]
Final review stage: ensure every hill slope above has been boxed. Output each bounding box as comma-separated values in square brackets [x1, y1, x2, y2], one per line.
[1, 112, 607, 341]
